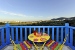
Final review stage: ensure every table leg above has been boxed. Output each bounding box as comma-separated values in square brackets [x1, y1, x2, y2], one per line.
[40, 41, 46, 50]
[32, 42, 39, 50]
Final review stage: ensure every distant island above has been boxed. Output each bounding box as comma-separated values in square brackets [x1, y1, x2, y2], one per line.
[51, 17, 75, 21]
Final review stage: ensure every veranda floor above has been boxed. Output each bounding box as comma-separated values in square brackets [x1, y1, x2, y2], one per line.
[1, 44, 72, 50]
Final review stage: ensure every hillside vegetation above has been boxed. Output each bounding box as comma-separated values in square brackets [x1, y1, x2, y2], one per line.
[0, 20, 75, 26]
[25, 20, 75, 26]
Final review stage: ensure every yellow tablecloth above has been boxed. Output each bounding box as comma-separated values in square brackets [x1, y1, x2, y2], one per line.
[28, 33, 50, 42]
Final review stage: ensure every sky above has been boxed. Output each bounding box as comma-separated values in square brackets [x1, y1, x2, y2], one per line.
[0, 0, 75, 21]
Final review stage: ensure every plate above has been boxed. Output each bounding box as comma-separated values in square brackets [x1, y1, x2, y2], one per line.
[43, 34, 48, 36]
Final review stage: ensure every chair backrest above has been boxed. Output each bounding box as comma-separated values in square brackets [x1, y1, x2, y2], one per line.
[17, 44, 22, 50]
[46, 40, 55, 47]
[46, 40, 52, 46]
[22, 42, 28, 50]
[20, 43, 27, 50]
[50, 42, 58, 50]
[54, 44, 61, 50]
[50, 42, 56, 48]
[25, 40, 32, 47]
[23, 41, 31, 49]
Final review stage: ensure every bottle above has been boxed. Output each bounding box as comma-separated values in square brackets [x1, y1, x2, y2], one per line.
[33, 30, 36, 35]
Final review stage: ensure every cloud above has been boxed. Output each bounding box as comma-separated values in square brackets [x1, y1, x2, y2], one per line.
[0, 10, 26, 17]
[0, 10, 56, 21]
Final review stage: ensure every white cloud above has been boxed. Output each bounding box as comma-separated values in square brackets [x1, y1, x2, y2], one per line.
[0, 10, 58, 21]
[0, 10, 26, 17]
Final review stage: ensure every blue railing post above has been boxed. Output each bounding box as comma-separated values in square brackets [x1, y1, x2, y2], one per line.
[56, 28, 59, 42]
[5, 23, 10, 44]
[70, 28, 73, 46]
[1, 28, 4, 45]
[52, 27, 54, 40]
[65, 23, 69, 45]
[25, 28, 27, 40]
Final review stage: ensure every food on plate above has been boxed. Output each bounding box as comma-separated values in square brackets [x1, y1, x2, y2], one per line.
[33, 30, 37, 35]
[40, 38, 47, 41]
[43, 34, 48, 36]
[30, 36, 34, 38]
[43, 33, 46, 34]
[36, 33, 41, 37]
[33, 38, 38, 42]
